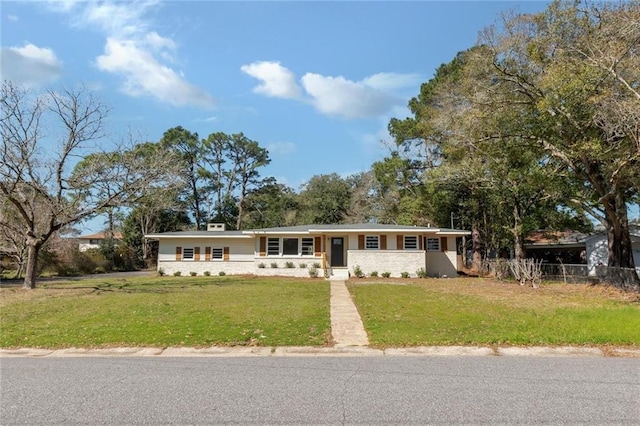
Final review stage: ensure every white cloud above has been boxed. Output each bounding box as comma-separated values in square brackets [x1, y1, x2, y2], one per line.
[49, 0, 212, 108]
[240, 61, 302, 99]
[8, 14, 18, 21]
[0, 43, 62, 86]
[267, 141, 296, 157]
[241, 61, 419, 120]
[301, 73, 400, 119]
[96, 37, 213, 108]
[361, 72, 422, 91]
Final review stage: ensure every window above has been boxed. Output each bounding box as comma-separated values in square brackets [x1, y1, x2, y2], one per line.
[404, 236, 418, 250]
[283, 238, 298, 255]
[211, 248, 223, 260]
[267, 238, 280, 255]
[182, 247, 194, 260]
[365, 235, 379, 249]
[426, 238, 440, 251]
[89, 239, 100, 245]
[301, 238, 314, 255]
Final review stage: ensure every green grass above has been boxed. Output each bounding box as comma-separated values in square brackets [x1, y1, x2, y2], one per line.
[349, 279, 640, 347]
[0, 276, 330, 348]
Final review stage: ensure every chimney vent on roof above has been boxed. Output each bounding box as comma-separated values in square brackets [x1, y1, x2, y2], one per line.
[207, 223, 226, 232]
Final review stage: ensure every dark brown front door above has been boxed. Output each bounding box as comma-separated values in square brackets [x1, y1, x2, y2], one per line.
[331, 237, 345, 267]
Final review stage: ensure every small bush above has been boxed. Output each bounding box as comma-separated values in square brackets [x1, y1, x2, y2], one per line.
[312, 262, 321, 269]
[218, 271, 226, 276]
[401, 272, 410, 278]
[173, 271, 182, 277]
[270, 262, 279, 269]
[381, 272, 391, 278]
[203, 271, 211, 276]
[285, 261, 295, 269]
[190, 271, 197, 276]
[416, 268, 427, 278]
[93, 266, 106, 274]
[308, 266, 319, 278]
[370, 271, 378, 277]
[258, 263, 266, 268]
[353, 265, 364, 278]
[298, 263, 307, 268]
[158, 268, 165, 277]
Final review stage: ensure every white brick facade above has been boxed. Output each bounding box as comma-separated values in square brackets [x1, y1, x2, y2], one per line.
[148, 225, 467, 279]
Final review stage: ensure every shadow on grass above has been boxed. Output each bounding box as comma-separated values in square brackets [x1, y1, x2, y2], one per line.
[40, 276, 254, 294]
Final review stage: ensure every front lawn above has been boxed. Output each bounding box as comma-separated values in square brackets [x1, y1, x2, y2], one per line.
[0, 276, 330, 348]
[349, 278, 640, 347]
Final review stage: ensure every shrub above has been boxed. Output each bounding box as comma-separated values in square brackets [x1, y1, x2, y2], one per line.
[285, 261, 295, 269]
[258, 263, 266, 268]
[370, 271, 378, 277]
[173, 271, 182, 277]
[270, 262, 279, 268]
[298, 263, 307, 268]
[308, 266, 319, 278]
[158, 268, 165, 277]
[381, 272, 391, 278]
[203, 271, 211, 276]
[218, 271, 226, 276]
[400, 272, 410, 278]
[190, 271, 197, 276]
[312, 262, 321, 269]
[416, 268, 427, 278]
[353, 265, 364, 278]
[93, 266, 106, 274]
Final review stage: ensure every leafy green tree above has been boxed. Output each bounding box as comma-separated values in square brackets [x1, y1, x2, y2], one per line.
[160, 126, 207, 229]
[298, 174, 352, 224]
[122, 205, 191, 265]
[469, 0, 639, 269]
[242, 178, 299, 228]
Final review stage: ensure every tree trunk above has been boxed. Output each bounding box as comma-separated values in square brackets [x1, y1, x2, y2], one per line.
[513, 204, 525, 260]
[471, 227, 482, 272]
[605, 194, 635, 269]
[23, 241, 40, 289]
[604, 192, 636, 271]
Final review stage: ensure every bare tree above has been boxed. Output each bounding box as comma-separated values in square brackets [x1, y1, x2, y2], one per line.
[1, 81, 174, 288]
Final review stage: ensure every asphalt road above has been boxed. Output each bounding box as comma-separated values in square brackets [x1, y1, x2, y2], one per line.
[1, 356, 638, 425]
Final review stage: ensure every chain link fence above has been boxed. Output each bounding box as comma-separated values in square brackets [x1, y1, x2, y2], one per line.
[485, 260, 640, 291]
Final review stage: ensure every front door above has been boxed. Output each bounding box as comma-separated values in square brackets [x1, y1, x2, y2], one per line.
[331, 237, 345, 267]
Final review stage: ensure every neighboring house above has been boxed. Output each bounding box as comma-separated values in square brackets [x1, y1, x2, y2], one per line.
[146, 223, 470, 278]
[585, 226, 640, 276]
[524, 230, 590, 264]
[525, 227, 640, 277]
[77, 232, 123, 252]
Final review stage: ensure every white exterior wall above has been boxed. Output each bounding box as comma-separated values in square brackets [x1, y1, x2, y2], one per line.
[78, 240, 100, 252]
[155, 233, 460, 278]
[587, 235, 640, 276]
[157, 237, 325, 277]
[586, 236, 609, 276]
[347, 251, 426, 277]
[157, 238, 254, 276]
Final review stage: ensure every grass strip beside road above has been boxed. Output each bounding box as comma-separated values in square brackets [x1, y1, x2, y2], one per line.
[0, 276, 330, 348]
[349, 278, 640, 348]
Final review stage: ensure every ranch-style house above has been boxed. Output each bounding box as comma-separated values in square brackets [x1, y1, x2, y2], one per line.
[146, 223, 470, 279]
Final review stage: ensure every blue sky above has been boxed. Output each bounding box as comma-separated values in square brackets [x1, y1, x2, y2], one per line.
[2, 1, 555, 231]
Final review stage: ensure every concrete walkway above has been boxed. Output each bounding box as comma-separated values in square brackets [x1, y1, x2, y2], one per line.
[330, 280, 369, 347]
